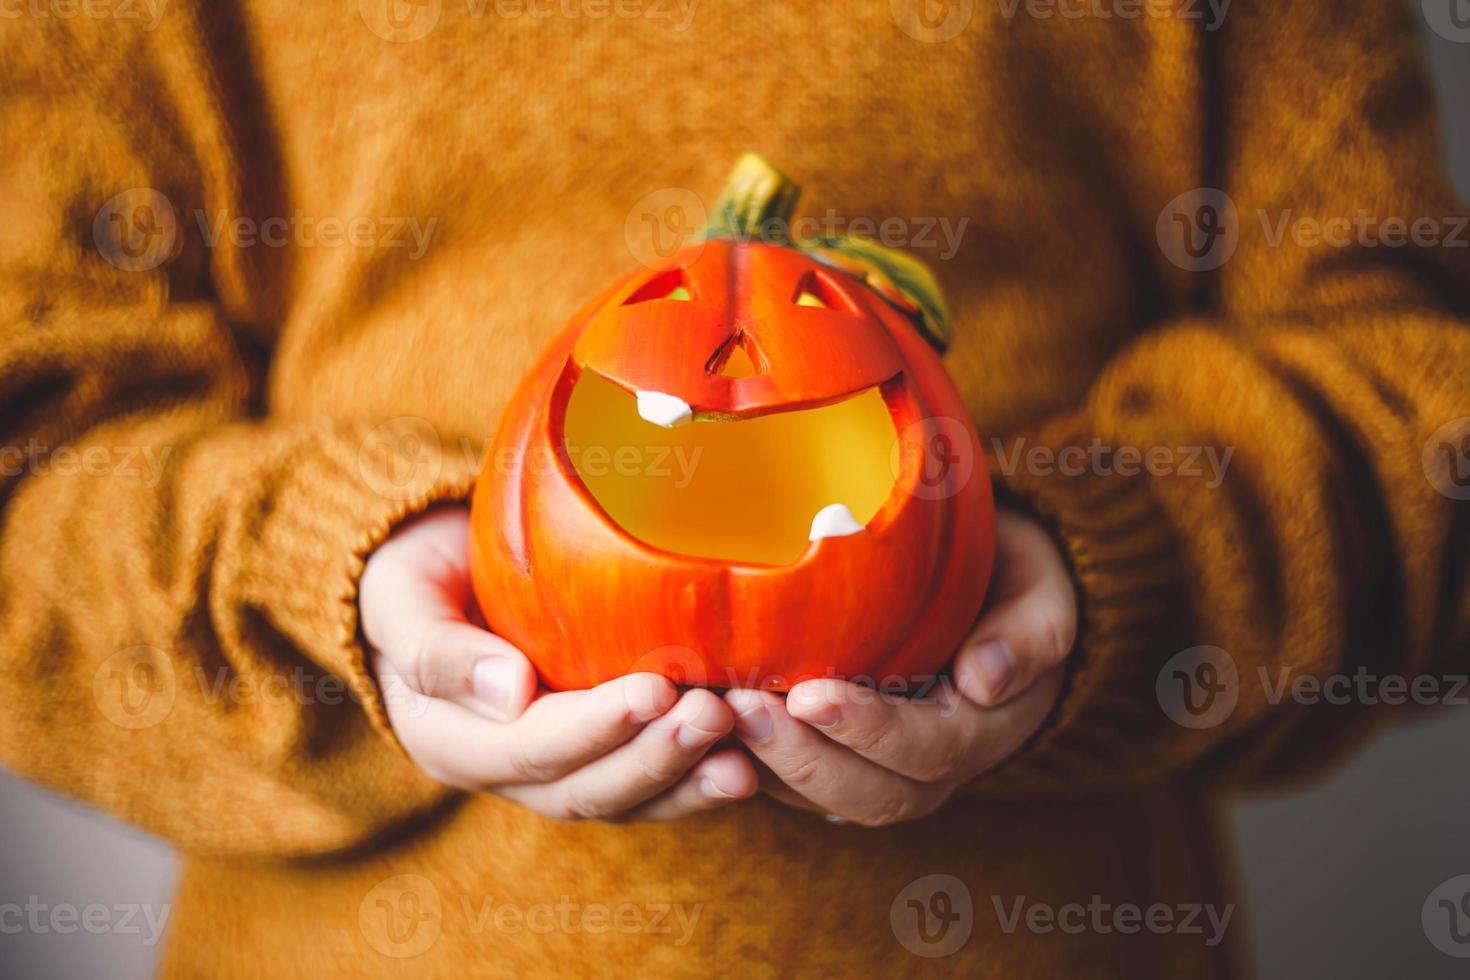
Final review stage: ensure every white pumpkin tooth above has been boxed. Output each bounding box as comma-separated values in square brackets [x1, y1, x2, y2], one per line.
[635, 390, 692, 427]
[808, 503, 865, 541]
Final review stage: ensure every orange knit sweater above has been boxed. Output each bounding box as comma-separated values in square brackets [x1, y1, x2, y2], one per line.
[1, 1, 1467, 976]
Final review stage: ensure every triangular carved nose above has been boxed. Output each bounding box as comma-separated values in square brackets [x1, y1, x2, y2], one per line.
[719, 343, 758, 378]
[707, 334, 760, 378]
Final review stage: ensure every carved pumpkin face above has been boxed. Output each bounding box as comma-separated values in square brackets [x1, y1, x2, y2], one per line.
[565, 240, 912, 568]
[470, 162, 994, 691]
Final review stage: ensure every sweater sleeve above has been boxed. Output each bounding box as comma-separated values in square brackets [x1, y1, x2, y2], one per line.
[974, 0, 1470, 795]
[0, 14, 465, 855]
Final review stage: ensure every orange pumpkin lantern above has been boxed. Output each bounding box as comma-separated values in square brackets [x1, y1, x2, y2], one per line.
[470, 156, 994, 691]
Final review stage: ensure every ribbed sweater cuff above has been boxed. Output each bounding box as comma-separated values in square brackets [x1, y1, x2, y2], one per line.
[974, 411, 1195, 795]
[241, 420, 478, 742]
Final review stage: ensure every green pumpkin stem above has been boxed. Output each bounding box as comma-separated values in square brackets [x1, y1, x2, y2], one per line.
[701, 154, 953, 353]
[702, 153, 802, 244]
[805, 235, 953, 353]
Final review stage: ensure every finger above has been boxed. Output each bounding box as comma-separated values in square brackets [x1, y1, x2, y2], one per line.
[785, 677, 976, 783]
[378, 654, 677, 789]
[753, 762, 826, 816]
[623, 749, 759, 822]
[724, 689, 939, 827]
[478, 672, 680, 786]
[360, 508, 475, 658]
[953, 509, 1077, 707]
[374, 650, 492, 788]
[787, 670, 1065, 783]
[395, 619, 539, 722]
[361, 511, 537, 720]
[503, 689, 733, 821]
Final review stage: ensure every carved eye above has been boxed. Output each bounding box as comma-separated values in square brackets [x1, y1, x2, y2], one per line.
[791, 270, 855, 313]
[625, 270, 692, 304]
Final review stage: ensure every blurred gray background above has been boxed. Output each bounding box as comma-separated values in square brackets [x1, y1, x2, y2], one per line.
[1, 10, 1467, 980]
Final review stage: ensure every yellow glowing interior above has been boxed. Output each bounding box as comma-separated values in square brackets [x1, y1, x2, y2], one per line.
[718, 343, 758, 378]
[563, 370, 898, 565]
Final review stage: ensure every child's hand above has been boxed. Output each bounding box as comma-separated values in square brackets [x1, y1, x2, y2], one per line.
[725, 508, 1076, 826]
[361, 507, 757, 821]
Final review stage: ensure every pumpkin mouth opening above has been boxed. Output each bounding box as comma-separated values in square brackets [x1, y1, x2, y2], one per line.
[560, 369, 900, 566]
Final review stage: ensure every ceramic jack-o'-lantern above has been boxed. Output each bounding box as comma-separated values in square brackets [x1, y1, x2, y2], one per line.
[470, 155, 994, 691]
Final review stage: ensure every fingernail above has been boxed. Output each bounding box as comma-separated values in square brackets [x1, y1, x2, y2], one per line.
[700, 777, 736, 799]
[472, 657, 517, 718]
[801, 702, 841, 728]
[624, 674, 676, 722]
[973, 640, 1014, 701]
[734, 703, 774, 743]
[676, 723, 722, 749]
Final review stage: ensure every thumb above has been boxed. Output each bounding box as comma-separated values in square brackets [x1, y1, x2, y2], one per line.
[399, 618, 539, 722]
[360, 508, 538, 721]
[953, 509, 1077, 708]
